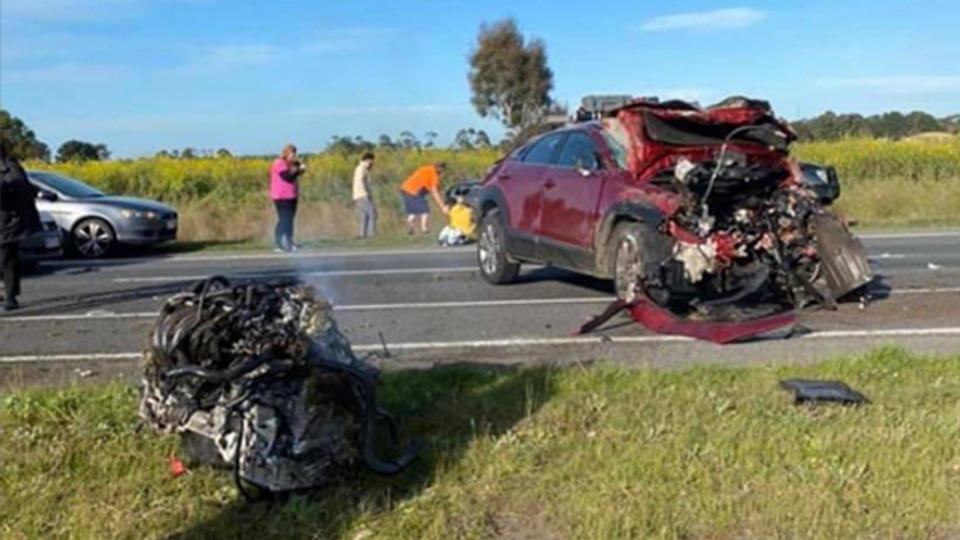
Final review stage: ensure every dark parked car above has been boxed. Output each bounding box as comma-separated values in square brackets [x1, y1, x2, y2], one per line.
[21, 211, 63, 266]
[475, 95, 871, 334]
[799, 162, 840, 204]
[444, 180, 482, 208]
[27, 171, 178, 258]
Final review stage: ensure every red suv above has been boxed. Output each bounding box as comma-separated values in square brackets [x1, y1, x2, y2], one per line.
[475, 96, 871, 324]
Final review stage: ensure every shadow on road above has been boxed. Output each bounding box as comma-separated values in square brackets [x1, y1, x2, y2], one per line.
[169, 362, 557, 539]
[0, 282, 190, 317]
[517, 266, 614, 295]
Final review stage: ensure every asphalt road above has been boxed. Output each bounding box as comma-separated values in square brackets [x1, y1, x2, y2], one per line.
[2, 230, 960, 388]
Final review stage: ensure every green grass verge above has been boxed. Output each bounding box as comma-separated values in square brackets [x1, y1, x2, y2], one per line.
[4, 347, 960, 539]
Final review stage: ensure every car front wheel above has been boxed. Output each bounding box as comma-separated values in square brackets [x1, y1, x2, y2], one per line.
[611, 222, 658, 303]
[477, 210, 520, 284]
[72, 218, 115, 258]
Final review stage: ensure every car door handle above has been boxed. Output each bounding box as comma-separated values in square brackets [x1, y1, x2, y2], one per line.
[544, 179, 556, 189]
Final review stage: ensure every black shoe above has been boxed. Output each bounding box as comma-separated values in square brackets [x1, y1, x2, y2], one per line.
[4, 298, 19, 312]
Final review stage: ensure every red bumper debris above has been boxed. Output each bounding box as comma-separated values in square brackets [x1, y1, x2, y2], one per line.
[574, 297, 797, 344]
[628, 300, 796, 344]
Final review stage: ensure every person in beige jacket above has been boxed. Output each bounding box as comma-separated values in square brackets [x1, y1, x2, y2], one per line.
[353, 152, 377, 238]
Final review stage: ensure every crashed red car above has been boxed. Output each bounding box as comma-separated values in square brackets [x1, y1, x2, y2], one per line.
[475, 95, 873, 343]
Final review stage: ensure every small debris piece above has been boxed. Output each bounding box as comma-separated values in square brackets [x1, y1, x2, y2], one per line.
[74, 368, 96, 378]
[784, 325, 813, 339]
[169, 453, 186, 477]
[779, 379, 869, 405]
[573, 299, 627, 335]
[928, 263, 943, 270]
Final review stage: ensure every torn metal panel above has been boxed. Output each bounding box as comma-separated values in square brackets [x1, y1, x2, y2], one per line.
[812, 214, 873, 299]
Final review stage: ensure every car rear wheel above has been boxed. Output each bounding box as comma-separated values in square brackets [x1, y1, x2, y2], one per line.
[478, 210, 520, 284]
[72, 218, 115, 258]
[611, 222, 658, 303]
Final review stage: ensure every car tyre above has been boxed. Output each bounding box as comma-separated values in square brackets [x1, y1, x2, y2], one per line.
[611, 221, 660, 303]
[72, 217, 115, 258]
[477, 209, 520, 284]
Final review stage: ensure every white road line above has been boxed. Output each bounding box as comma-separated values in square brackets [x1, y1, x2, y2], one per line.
[0, 312, 158, 322]
[111, 266, 480, 283]
[0, 352, 142, 364]
[42, 247, 471, 267]
[860, 231, 960, 240]
[889, 286, 960, 295]
[336, 297, 611, 311]
[353, 326, 960, 351]
[870, 253, 960, 261]
[3, 286, 960, 323]
[5, 326, 960, 364]
[0, 297, 614, 322]
[31, 232, 960, 268]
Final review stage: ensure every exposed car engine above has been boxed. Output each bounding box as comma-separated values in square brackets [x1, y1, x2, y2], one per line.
[140, 277, 418, 497]
[647, 148, 870, 321]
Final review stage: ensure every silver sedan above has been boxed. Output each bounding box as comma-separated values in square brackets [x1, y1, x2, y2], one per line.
[27, 171, 178, 258]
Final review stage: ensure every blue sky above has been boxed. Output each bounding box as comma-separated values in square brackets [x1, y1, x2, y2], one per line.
[2, 0, 959, 157]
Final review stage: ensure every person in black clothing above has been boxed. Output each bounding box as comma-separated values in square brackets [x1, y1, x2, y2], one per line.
[0, 141, 41, 311]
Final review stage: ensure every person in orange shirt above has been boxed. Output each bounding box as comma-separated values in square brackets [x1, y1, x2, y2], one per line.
[400, 162, 449, 234]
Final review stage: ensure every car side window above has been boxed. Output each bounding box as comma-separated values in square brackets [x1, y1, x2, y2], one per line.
[522, 134, 563, 165]
[556, 132, 601, 170]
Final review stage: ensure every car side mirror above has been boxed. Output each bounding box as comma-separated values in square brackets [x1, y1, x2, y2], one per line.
[577, 167, 594, 178]
[38, 190, 58, 202]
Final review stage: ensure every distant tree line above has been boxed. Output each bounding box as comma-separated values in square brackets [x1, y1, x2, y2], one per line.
[791, 111, 960, 141]
[155, 148, 232, 159]
[324, 129, 498, 155]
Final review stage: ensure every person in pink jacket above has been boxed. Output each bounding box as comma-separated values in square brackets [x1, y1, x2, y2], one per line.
[270, 144, 305, 252]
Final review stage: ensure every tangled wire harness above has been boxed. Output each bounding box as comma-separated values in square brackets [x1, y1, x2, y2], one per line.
[140, 276, 418, 497]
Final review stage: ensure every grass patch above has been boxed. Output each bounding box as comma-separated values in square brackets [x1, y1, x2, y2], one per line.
[4, 347, 960, 538]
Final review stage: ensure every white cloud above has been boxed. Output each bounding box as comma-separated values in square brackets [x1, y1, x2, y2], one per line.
[641, 7, 766, 32]
[815, 75, 960, 94]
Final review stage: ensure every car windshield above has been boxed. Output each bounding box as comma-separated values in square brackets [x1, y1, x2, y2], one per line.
[28, 171, 106, 199]
[601, 119, 630, 171]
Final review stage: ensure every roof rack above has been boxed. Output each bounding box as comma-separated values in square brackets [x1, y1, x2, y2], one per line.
[575, 95, 660, 121]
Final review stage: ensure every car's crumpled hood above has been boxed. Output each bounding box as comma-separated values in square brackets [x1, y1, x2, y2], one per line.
[607, 96, 796, 179]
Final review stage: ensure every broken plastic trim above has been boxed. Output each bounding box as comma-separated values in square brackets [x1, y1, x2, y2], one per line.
[780, 379, 870, 405]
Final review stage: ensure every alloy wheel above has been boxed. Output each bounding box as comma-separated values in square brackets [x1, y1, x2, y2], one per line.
[75, 220, 113, 258]
[478, 222, 500, 276]
[615, 235, 643, 303]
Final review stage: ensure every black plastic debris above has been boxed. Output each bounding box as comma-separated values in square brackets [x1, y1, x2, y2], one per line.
[779, 378, 869, 405]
